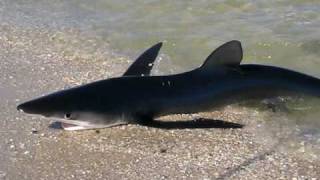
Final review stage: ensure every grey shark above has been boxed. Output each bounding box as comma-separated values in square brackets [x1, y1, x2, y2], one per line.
[17, 40, 320, 130]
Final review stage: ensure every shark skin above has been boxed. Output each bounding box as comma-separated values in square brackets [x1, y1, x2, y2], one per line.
[17, 40, 320, 130]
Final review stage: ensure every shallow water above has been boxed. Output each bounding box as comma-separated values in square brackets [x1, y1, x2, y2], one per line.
[3, 0, 320, 70]
[1, 0, 320, 174]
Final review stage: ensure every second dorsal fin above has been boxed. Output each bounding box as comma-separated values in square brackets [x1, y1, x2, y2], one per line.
[123, 42, 162, 76]
[200, 40, 243, 70]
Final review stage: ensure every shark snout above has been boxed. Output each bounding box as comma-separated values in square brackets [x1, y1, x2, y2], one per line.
[17, 101, 53, 118]
[17, 99, 46, 115]
[17, 95, 61, 117]
[17, 102, 32, 113]
[17, 104, 24, 112]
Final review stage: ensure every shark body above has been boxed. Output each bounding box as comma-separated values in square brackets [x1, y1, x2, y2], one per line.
[17, 41, 320, 130]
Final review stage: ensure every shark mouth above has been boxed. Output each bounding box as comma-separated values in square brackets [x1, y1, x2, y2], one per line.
[54, 119, 107, 131]
[60, 122, 92, 131]
[55, 119, 127, 131]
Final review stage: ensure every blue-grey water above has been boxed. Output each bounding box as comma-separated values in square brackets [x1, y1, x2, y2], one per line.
[1, 0, 320, 166]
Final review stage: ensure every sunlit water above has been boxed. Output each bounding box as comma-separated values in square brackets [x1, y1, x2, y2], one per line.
[2, 0, 320, 156]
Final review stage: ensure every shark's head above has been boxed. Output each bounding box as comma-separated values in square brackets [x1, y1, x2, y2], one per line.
[17, 91, 70, 118]
[17, 88, 120, 130]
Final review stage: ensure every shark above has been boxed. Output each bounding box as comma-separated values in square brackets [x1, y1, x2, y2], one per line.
[17, 40, 320, 130]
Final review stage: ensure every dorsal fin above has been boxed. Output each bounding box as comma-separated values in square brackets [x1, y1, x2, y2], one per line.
[123, 42, 162, 76]
[200, 40, 243, 70]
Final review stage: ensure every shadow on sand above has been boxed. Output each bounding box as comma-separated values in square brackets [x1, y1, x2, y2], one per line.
[139, 118, 244, 129]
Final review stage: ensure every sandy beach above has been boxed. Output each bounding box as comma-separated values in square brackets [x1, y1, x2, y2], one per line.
[1, 23, 319, 180]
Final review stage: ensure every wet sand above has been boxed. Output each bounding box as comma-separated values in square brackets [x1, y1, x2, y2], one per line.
[1, 25, 319, 180]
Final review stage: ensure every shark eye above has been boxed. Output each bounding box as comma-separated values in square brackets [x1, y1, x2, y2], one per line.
[64, 113, 72, 119]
